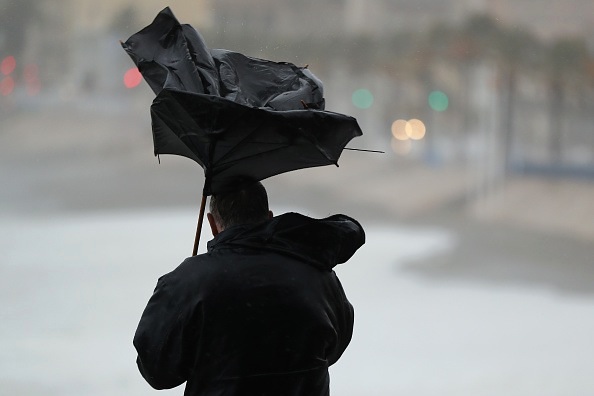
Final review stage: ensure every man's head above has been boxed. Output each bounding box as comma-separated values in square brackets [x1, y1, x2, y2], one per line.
[207, 181, 273, 236]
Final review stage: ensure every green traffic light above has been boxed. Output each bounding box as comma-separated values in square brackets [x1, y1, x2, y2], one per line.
[428, 90, 449, 111]
[352, 89, 374, 109]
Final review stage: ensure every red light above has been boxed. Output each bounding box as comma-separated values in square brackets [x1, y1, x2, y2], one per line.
[27, 80, 41, 96]
[123, 67, 142, 88]
[23, 64, 39, 82]
[0, 76, 15, 96]
[1, 56, 16, 76]
[23, 64, 41, 96]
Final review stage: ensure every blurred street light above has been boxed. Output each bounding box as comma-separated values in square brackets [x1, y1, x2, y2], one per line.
[352, 88, 374, 109]
[1, 55, 16, 75]
[123, 67, 142, 89]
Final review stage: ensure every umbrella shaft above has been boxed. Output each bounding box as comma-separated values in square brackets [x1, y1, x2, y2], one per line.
[193, 194, 207, 256]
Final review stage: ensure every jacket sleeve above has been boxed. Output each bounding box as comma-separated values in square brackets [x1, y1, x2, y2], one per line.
[133, 270, 202, 390]
[327, 272, 354, 366]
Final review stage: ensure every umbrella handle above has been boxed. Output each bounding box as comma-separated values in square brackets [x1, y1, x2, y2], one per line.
[192, 194, 207, 256]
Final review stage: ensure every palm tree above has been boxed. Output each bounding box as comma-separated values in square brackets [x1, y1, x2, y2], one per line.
[492, 27, 539, 172]
[543, 38, 590, 164]
[0, 0, 43, 63]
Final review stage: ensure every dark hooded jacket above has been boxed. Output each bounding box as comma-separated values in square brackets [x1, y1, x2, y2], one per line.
[133, 212, 365, 396]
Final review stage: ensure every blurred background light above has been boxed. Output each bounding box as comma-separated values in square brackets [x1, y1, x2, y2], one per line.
[23, 64, 41, 95]
[26, 80, 41, 96]
[391, 119, 409, 140]
[123, 67, 142, 89]
[23, 63, 38, 81]
[405, 118, 426, 140]
[1, 55, 16, 75]
[0, 76, 15, 96]
[428, 90, 449, 111]
[352, 88, 374, 109]
[391, 136, 412, 155]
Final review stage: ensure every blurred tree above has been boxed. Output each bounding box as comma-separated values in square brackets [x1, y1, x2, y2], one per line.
[0, 0, 43, 61]
[461, 14, 502, 59]
[442, 17, 487, 161]
[437, 15, 544, 173]
[419, 15, 501, 164]
[493, 27, 539, 172]
[109, 5, 139, 36]
[544, 38, 590, 163]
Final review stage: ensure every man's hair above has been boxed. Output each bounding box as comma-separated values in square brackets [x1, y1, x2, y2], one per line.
[209, 181, 270, 230]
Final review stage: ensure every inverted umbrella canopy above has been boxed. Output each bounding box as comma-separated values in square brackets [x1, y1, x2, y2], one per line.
[151, 89, 361, 195]
[121, 7, 363, 254]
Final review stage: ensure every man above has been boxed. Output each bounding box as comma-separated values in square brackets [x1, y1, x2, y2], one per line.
[133, 181, 365, 395]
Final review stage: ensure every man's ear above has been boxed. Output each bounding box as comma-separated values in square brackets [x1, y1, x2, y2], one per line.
[207, 213, 220, 237]
[268, 210, 273, 219]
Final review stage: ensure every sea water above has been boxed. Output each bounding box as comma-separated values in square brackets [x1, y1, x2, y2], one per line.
[1, 209, 593, 396]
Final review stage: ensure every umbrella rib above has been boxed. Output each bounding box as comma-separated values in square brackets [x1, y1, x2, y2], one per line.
[160, 92, 210, 166]
[214, 111, 334, 168]
[208, 113, 270, 165]
[213, 141, 291, 169]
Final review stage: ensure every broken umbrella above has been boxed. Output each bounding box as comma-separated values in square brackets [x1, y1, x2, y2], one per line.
[121, 7, 364, 255]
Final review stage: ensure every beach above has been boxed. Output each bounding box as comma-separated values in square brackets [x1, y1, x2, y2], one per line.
[1, 105, 594, 395]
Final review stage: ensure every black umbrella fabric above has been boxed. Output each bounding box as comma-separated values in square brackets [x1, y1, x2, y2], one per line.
[121, 7, 363, 255]
[151, 89, 360, 196]
[121, 7, 325, 110]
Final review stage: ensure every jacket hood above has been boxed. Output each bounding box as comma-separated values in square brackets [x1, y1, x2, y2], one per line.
[207, 212, 365, 270]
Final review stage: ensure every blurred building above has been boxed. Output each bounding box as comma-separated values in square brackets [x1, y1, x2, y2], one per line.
[2, 0, 592, 173]
[209, 0, 467, 39]
[207, 0, 594, 41]
[8, 0, 593, 93]
[1, 0, 211, 97]
[487, 0, 594, 42]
